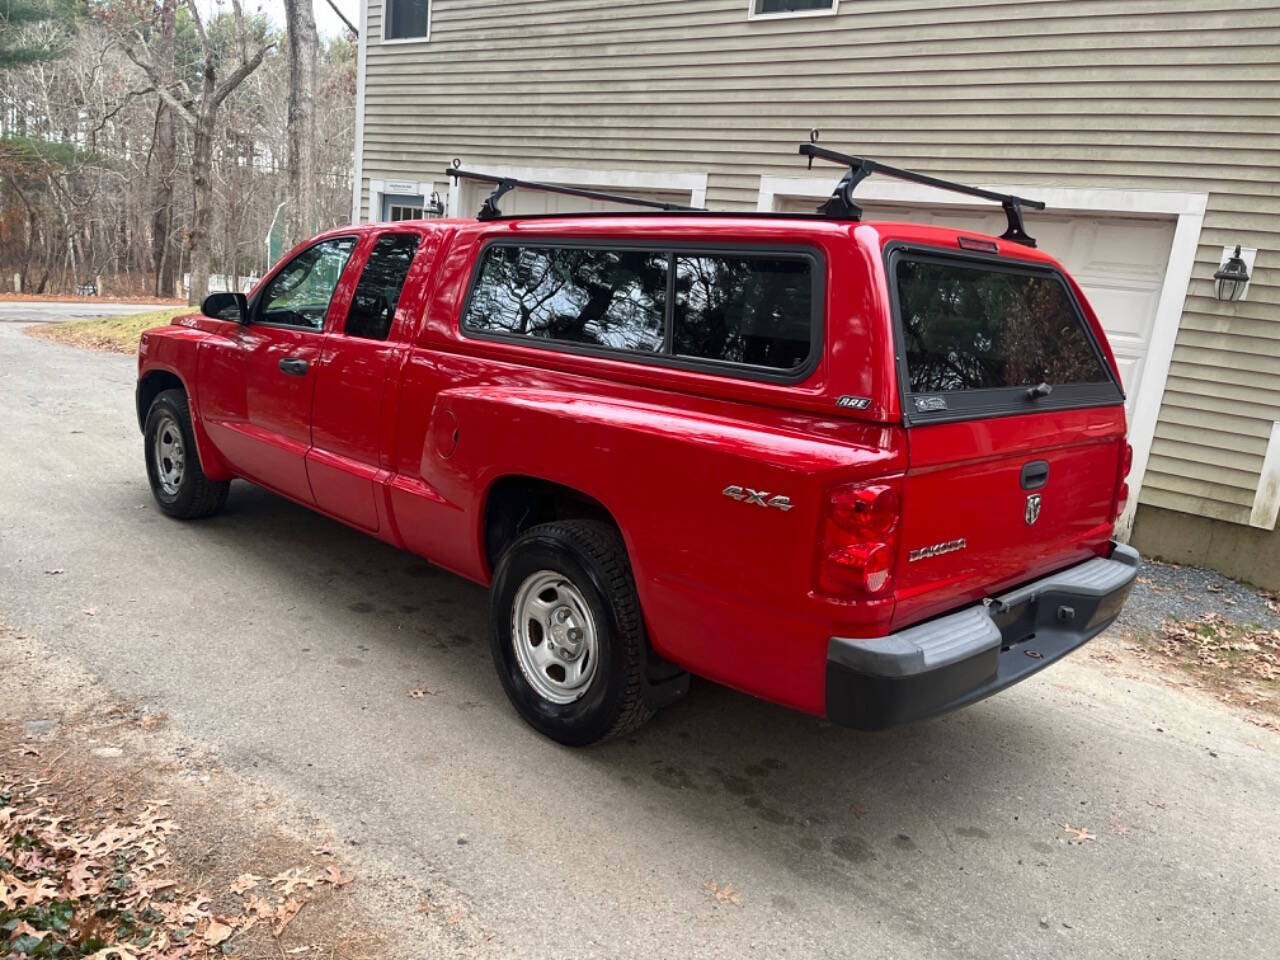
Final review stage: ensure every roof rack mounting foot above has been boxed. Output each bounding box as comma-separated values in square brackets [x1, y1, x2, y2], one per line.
[478, 178, 517, 221]
[1000, 199, 1037, 248]
[816, 159, 874, 220]
[798, 143, 1046, 248]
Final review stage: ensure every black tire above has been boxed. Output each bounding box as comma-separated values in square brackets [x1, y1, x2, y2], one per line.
[143, 389, 229, 519]
[490, 520, 654, 746]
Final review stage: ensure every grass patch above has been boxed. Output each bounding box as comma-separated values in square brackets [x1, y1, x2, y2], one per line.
[26, 308, 189, 354]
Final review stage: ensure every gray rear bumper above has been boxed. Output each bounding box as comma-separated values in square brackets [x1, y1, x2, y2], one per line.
[826, 543, 1140, 729]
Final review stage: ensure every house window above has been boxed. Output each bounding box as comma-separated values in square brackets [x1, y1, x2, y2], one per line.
[750, 0, 838, 17]
[381, 193, 424, 221]
[385, 0, 429, 41]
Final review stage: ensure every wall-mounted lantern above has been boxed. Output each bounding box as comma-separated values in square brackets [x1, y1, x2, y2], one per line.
[1213, 245, 1254, 303]
[427, 191, 445, 217]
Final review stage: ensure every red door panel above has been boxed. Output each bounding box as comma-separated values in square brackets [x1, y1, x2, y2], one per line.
[307, 229, 438, 533]
[197, 324, 322, 503]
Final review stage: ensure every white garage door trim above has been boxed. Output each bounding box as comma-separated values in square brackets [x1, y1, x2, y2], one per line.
[758, 176, 1208, 538]
[446, 164, 709, 218]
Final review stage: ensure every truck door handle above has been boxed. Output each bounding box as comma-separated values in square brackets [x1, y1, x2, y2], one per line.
[1021, 460, 1050, 490]
[278, 357, 309, 376]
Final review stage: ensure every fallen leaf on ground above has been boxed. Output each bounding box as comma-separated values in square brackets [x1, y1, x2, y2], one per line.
[321, 864, 354, 888]
[231, 871, 263, 894]
[703, 880, 742, 906]
[270, 867, 319, 895]
[203, 919, 235, 946]
[407, 688, 436, 699]
[272, 896, 306, 936]
[1062, 823, 1096, 843]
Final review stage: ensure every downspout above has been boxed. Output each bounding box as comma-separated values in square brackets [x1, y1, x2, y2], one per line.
[350, 0, 369, 224]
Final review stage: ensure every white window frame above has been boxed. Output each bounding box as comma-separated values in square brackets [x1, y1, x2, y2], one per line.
[747, 0, 840, 21]
[368, 179, 436, 222]
[445, 164, 709, 218]
[382, 0, 431, 45]
[758, 175, 1208, 540]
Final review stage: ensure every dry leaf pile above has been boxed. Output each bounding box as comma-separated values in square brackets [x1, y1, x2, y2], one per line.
[1, 775, 353, 959]
[1159, 613, 1280, 684]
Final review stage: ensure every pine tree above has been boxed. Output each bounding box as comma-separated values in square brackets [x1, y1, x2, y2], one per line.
[0, 0, 77, 69]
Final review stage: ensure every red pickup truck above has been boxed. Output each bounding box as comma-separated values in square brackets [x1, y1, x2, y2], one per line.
[137, 148, 1138, 745]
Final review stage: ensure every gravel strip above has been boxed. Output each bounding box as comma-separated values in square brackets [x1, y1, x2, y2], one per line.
[1115, 557, 1280, 635]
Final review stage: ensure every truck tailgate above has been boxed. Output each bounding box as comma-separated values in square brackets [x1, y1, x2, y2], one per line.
[892, 407, 1126, 629]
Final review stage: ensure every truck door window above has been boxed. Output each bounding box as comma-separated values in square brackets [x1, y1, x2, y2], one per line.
[674, 254, 813, 371]
[345, 233, 422, 341]
[463, 244, 667, 353]
[258, 237, 357, 330]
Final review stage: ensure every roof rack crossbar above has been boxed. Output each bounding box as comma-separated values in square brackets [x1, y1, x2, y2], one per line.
[799, 143, 1046, 248]
[445, 165, 707, 221]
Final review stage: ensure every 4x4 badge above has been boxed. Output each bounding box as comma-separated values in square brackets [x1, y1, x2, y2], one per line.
[722, 485, 793, 512]
[1025, 494, 1042, 526]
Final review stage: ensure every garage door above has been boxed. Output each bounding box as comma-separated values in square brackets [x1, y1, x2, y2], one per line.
[776, 197, 1177, 420]
[455, 181, 693, 219]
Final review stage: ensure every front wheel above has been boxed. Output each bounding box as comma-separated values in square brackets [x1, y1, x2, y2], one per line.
[144, 389, 229, 519]
[490, 520, 654, 745]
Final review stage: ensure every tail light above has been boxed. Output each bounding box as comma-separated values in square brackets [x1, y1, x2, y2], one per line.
[1115, 441, 1133, 515]
[816, 480, 902, 598]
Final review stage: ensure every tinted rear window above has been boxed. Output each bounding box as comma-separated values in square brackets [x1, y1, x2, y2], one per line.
[675, 255, 812, 370]
[462, 245, 667, 353]
[896, 258, 1111, 393]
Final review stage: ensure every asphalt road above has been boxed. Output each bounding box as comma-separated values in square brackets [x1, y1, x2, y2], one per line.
[1, 322, 1277, 959]
[0, 299, 166, 323]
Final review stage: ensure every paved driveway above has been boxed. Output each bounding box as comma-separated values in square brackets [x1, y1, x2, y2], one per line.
[0, 299, 169, 323]
[0, 324, 1276, 959]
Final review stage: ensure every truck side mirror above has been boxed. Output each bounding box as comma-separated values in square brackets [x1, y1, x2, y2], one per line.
[202, 292, 248, 324]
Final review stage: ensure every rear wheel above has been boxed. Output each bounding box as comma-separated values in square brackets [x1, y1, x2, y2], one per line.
[490, 520, 653, 745]
[144, 389, 229, 519]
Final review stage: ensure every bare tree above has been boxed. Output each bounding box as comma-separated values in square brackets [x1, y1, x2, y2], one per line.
[282, 0, 318, 245]
[149, 0, 178, 297]
[1, 9, 355, 297]
[123, 0, 274, 304]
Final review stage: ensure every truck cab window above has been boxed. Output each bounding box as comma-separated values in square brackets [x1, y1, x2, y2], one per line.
[257, 237, 356, 330]
[346, 234, 422, 341]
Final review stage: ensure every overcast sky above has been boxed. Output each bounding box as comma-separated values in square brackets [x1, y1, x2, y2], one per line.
[201, 0, 360, 41]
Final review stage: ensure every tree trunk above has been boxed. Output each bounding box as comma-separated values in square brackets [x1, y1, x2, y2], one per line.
[283, 0, 318, 244]
[188, 117, 214, 305]
[151, 0, 178, 298]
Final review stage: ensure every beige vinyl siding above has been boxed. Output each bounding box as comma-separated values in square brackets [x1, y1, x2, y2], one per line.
[362, 0, 1280, 527]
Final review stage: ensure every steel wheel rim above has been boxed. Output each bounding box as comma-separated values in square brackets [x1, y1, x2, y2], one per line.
[152, 414, 186, 496]
[511, 570, 599, 704]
